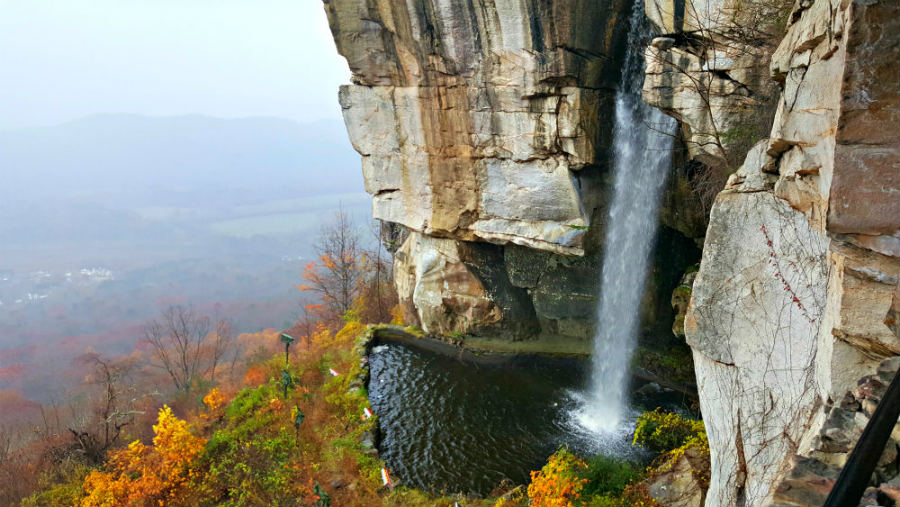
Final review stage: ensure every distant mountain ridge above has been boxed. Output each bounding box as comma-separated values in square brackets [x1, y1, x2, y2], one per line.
[0, 113, 361, 208]
[0, 113, 368, 249]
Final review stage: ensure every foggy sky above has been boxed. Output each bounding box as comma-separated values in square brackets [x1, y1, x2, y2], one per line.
[0, 0, 351, 129]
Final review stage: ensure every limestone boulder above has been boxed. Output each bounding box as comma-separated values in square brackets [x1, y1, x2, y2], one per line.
[646, 445, 709, 506]
[393, 232, 502, 336]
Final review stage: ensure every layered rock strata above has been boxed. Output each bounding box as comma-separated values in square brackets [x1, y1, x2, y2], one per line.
[326, 0, 701, 341]
[656, 0, 900, 504]
[326, 0, 632, 255]
[774, 357, 900, 506]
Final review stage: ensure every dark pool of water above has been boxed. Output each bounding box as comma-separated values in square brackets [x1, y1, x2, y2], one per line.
[367, 342, 690, 495]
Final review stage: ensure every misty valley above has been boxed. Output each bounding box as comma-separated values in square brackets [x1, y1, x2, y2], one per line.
[0, 114, 368, 401]
[1, 0, 898, 506]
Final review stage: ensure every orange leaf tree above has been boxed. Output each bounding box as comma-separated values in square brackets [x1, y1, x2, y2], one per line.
[527, 448, 589, 507]
[80, 405, 206, 507]
[297, 211, 362, 327]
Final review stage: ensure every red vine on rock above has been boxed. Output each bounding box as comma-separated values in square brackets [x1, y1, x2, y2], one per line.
[760, 224, 816, 324]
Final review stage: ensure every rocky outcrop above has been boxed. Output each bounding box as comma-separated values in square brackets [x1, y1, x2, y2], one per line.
[646, 444, 709, 507]
[641, 0, 788, 247]
[670, 268, 696, 338]
[774, 357, 900, 506]
[326, 0, 632, 255]
[670, 0, 900, 504]
[326, 0, 701, 344]
[642, 0, 785, 170]
[392, 231, 540, 338]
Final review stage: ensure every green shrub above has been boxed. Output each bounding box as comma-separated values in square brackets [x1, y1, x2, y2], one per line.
[631, 347, 695, 385]
[581, 493, 626, 507]
[21, 465, 89, 507]
[202, 382, 300, 506]
[632, 409, 706, 453]
[579, 455, 638, 499]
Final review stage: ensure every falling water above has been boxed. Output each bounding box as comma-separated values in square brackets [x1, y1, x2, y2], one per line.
[574, 2, 677, 434]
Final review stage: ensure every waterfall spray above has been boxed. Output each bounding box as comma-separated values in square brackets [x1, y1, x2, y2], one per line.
[574, 2, 677, 433]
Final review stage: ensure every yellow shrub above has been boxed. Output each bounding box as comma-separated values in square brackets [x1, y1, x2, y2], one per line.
[527, 449, 588, 507]
[202, 387, 226, 414]
[79, 406, 206, 507]
[390, 304, 405, 325]
[633, 409, 710, 498]
[632, 408, 706, 453]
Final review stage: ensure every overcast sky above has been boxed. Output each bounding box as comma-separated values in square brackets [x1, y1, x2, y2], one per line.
[0, 0, 351, 129]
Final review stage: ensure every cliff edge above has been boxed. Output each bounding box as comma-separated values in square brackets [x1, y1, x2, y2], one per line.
[646, 0, 900, 504]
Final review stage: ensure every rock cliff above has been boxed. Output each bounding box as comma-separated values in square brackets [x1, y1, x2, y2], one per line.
[647, 0, 900, 504]
[324, 0, 700, 344]
[324, 0, 898, 503]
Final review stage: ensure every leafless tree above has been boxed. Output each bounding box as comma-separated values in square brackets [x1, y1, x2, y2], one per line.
[67, 353, 140, 463]
[143, 305, 233, 393]
[644, 0, 792, 169]
[295, 304, 319, 348]
[208, 317, 235, 382]
[0, 426, 30, 506]
[300, 210, 362, 323]
[358, 220, 398, 324]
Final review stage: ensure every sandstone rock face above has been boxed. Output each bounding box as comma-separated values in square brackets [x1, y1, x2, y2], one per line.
[393, 232, 501, 335]
[326, 0, 632, 256]
[642, 0, 784, 170]
[326, 0, 703, 344]
[677, 0, 900, 504]
[393, 231, 540, 338]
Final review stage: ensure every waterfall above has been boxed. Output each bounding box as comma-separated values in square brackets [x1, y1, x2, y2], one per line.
[575, 2, 677, 433]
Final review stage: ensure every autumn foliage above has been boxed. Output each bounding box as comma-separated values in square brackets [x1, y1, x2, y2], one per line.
[298, 213, 397, 329]
[527, 449, 588, 507]
[23, 314, 411, 507]
[78, 406, 205, 507]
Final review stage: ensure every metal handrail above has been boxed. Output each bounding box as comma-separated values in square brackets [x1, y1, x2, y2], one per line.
[823, 367, 900, 506]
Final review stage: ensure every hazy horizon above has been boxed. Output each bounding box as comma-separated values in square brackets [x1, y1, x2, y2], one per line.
[0, 0, 351, 129]
[0, 1, 371, 406]
[0, 113, 367, 404]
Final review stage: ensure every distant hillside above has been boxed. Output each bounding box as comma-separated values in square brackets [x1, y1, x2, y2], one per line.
[0, 114, 361, 208]
[0, 114, 370, 400]
[0, 114, 368, 247]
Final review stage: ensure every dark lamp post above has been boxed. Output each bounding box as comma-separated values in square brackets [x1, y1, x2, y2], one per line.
[280, 333, 295, 366]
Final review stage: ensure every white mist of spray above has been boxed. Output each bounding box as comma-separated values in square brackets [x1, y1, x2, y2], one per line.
[574, 2, 677, 434]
